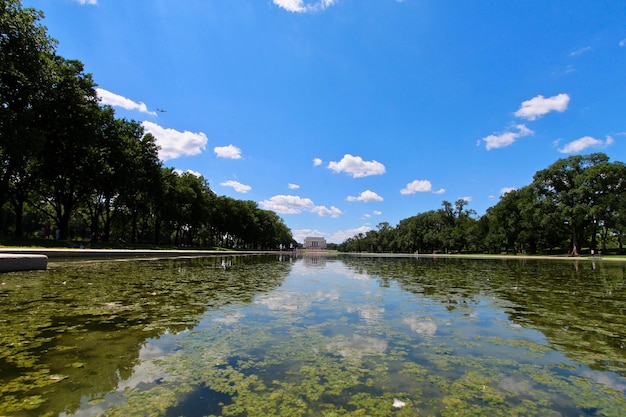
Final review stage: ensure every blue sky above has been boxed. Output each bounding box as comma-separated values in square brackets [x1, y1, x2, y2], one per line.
[24, 0, 626, 244]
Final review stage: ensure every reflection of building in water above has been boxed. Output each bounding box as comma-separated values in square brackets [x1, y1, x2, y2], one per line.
[303, 236, 327, 250]
[303, 253, 327, 268]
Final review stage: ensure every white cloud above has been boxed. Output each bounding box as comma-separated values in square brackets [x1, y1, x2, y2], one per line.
[313, 158, 323, 167]
[514, 93, 570, 121]
[220, 180, 252, 193]
[459, 196, 473, 203]
[97, 88, 155, 116]
[570, 46, 592, 56]
[620, 39, 626, 47]
[400, 180, 432, 195]
[288, 183, 300, 190]
[347, 190, 383, 202]
[76, 0, 97, 4]
[558, 135, 614, 154]
[292, 228, 326, 243]
[311, 205, 343, 217]
[363, 209, 383, 219]
[273, 0, 336, 13]
[433, 188, 446, 195]
[174, 169, 202, 177]
[328, 225, 373, 244]
[214, 144, 242, 159]
[501, 187, 516, 195]
[260, 195, 342, 218]
[328, 154, 386, 178]
[482, 124, 534, 150]
[141, 121, 208, 161]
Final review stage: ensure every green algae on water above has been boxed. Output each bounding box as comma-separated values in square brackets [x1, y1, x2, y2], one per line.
[1, 255, 625, 416]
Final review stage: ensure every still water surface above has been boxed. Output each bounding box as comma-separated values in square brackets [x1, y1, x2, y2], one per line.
[1, 254, 625, 416]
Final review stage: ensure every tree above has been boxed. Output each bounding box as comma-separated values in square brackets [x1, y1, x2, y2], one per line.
[85, 114, 162, 243]
[0, 0, 56, 230]
[533, 153, 610, 256]
[35, 57, 101, 239]
[583, 160, 626, 252]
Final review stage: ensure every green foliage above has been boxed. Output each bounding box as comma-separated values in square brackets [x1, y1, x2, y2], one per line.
[0, 0, 293, 248]
[340, 155, 626, 256]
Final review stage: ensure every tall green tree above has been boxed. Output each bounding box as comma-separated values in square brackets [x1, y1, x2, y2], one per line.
[533, 153, 609, 255]
[0, 0, 56, 229]
[36, 57, 101, 239]
[583, 159, 626, 252]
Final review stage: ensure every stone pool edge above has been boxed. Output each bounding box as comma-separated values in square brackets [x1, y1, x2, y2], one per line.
[0, 248, 284, 272]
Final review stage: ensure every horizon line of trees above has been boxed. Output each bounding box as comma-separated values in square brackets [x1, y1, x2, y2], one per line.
[1, 0, 294, 249]
[338, 153, 626, 256]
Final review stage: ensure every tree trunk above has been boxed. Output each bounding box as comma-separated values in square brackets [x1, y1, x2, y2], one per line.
[569, 227, 579, 256]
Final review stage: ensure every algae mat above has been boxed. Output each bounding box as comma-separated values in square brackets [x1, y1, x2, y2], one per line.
[1, 255, 625, 416]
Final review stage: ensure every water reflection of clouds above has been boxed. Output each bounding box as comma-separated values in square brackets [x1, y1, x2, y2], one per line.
[403, 316, 438, 337]
[582, 370, 626, 393]
[325, 334, 388, 358]
[348, 305, 385, 324]
[213, 310, 245, 325]
[61, 359, 170, 417]
[255, 291, 312, 311]
[255, 289, 340, 311]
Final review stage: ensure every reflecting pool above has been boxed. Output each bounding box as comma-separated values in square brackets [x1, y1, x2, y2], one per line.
[1, 254, 626, 416]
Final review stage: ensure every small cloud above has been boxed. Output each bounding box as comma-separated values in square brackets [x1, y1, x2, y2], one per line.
[620, 39, 626, 47]
[273, 0, 337, 13]
[260, 195, 342, 218]
[220, 180, 252, 193]
[362, 209, 383, 219]
[482, 124, 534, 150]
[433, 188, 446, 195]
[141, 121, 208, 161]
[514, 93, 570, 121]
[558, 135, 614, 154]
[501, 187, 516, 195]
[288, 183, 300, 190]
[570, 46, 592, 56]
[459, 196, 473, 203]
[174, 169, 202, 177]
[400, 180, 432, 195]
[311, 205, 343, 217]
[328, 154, 386, 178]
[313, 158, 323, 167]
[347, 190, 383, 202]
[97, 88, 155, 116]
[564, 65, 576, 74]
[76, 0, 97, 4]
[214, 145, 242, 159]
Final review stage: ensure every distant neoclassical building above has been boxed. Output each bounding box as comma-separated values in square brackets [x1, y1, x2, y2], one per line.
[303, 236, 327, 250]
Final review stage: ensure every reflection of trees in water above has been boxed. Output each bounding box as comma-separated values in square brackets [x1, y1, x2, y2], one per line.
[339, 256, 626, 376]
[0, 255, 290, 416]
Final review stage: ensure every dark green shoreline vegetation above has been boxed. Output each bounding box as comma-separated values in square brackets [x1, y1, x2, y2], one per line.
[339, 153, 626, 257]
[1, 1, 294, 251]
